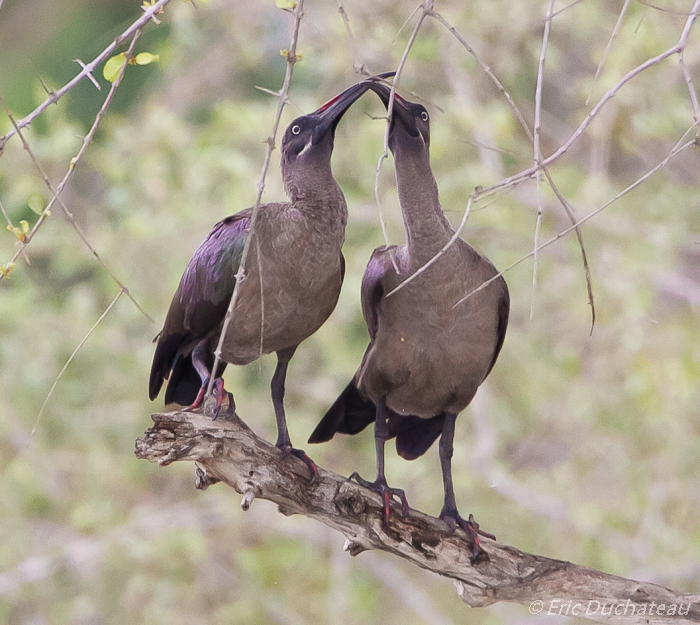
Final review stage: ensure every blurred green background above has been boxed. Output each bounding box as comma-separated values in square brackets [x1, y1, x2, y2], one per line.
[1, 0, 699, 623]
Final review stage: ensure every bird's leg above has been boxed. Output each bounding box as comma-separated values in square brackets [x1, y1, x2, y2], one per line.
[350, 397, 409, 531]
[182, 340, 233, 419]
[271, 346, 318, 483]
[438, 412, 493, 562]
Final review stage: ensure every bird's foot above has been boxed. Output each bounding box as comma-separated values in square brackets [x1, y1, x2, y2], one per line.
[277, 445, 319, 485]
[183, 378, 234, 420]
[439, 508, 493, 563]
[349, 473, 409, 532]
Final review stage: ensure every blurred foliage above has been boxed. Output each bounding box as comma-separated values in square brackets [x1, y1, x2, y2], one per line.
[1, 0, 700, 624]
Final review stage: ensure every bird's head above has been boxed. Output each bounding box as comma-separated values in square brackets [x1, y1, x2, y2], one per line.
[281, 78, 385, 171]
[363, 76, 431, 152]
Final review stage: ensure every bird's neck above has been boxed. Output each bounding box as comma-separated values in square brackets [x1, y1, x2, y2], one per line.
[286, 165, 348, 230]
[394, 148, 453, 267]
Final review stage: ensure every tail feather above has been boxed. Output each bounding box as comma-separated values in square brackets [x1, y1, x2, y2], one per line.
[309, 381, 376, 444]
[164, 353, 201, 406]
[390, 412, 446, 460]
[149, 332, 184, 401]
[310, 380, 446, 461]
[163, 349, 226, 407]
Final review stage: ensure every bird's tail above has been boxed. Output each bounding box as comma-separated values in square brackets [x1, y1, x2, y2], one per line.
[309, 381, 446, 460]
[389, 412, 446, 460]
[163, 350, 226, 407]
[308, 380, 376, 443]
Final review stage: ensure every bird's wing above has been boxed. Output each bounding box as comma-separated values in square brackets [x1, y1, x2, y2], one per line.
[482, 282, 510, 382]
[178, 211, 250, 334]
[360, 246, 398, 340]
[148, 210, 250, 400]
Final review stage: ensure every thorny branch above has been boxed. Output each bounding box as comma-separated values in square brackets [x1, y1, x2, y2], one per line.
[530, 0, 556, 320]
[479, 0, 699, 202]
[452, 129, 698, 310]
[335, 0, 365, 74]
[0, 34, 152, 322]
[0, 0, 172, 152]
[384, 0, 700, 310]
[429, 8, 596, 327]
[135, 410, 700, 625]
[205, 0, 306, 405]
[586, 0, 631, 106]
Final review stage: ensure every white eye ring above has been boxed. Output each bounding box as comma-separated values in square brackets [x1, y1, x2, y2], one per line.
[421, 111, 429, 122]
[292, 125, 301, 135]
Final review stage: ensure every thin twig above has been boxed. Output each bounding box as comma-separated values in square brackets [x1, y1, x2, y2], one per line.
[376, 1, 699, 309]
[636, 0, 694, 16]
[530, 0, 556, 321]
[467, 4, 700, 204]
[541, 167, 596, 332]
[256, 242, 265, 360]
[429, 10, 533, 142]
[0, 0, 171, 151]
[549, 0, 588, 20]
[393, 4, 424, 43]
[73, 59, 102, 91]
[453, 130, 697, 309]
[32, 288, 124, 436]
[385, 196, 473, 298]
[429, 8, 596, 318]
[335, 0, 365, 73]
[1, 33, 140, 265]
[679, 49, 700, 124]
[0, 37, 153, 322]
[206, 0, 306, 402]
[678, 0, 700, 124]
[586, 0, 631, 106]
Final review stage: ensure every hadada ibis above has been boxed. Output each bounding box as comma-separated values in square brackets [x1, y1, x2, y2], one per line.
[149, 78, 383, 482]
[309, 80, 509, 558]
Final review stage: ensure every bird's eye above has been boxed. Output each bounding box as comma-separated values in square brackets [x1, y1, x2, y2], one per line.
[420, 111, 429, 122]
[292, 125, 301, 135]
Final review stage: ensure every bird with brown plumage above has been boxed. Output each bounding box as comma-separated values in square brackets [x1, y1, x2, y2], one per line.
[149, 77, 391, 482]
[310, 78, 509, 560]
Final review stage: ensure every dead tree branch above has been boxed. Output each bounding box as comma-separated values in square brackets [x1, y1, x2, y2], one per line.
[136, 411, 700, 625]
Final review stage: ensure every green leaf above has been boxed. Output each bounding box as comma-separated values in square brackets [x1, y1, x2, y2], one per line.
[275, 0, 296, 8]
[0, 262, 16, 277]
[27, 192, 45, 215]
[103, 53, 126, 83]
[133, 52, 160, 66]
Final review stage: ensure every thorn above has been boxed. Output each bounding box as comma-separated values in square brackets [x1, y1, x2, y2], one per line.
[254, 85, 282, 98]
[73, 59, 101, 91]
[38, 77, 56, 99]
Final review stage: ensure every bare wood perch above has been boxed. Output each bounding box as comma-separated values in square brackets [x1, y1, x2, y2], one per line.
[136, 411, 700, 624]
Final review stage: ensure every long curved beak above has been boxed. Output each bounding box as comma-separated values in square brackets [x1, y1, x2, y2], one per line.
[361, 76, 417, 136]
[311, 73, 396, 144]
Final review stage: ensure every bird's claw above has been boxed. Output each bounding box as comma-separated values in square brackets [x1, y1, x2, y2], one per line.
[278, 445, 319, 484]
[349, 472, 409, 532]
[439, 509, 491, 563]
[182, 378, 234, 420]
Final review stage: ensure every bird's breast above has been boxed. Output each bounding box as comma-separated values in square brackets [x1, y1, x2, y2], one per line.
[219, 213, 345, 364]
